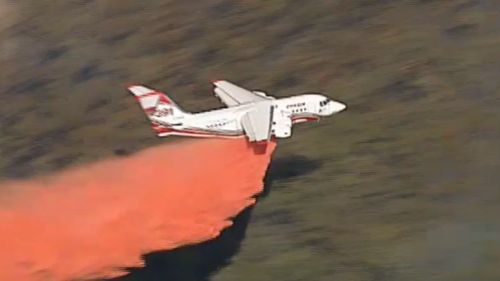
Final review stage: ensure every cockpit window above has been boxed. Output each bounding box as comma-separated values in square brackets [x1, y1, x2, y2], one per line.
[319, 99, 330, 106]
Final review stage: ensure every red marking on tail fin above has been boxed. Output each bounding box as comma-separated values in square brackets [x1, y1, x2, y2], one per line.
[157, 92, 172, 104]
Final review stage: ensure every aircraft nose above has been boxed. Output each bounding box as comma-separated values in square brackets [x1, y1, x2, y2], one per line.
[331, 101, 347, 113]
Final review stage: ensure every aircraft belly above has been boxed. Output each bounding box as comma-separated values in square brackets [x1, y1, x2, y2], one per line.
[180, 116, 243, 136]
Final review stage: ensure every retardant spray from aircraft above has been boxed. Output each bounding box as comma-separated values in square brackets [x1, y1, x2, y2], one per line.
[0, 138, 276, 281]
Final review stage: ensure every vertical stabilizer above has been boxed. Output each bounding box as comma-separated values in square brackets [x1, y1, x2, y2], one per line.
[127, 84, 188, 136]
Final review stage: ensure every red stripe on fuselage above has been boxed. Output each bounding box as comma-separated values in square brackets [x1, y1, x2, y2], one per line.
[153, 124, 243, 138]
[291, 115, 320, 123]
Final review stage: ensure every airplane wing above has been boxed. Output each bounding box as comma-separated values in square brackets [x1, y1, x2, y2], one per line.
[241, 101, 274, 142]
[213, 80, 271, 107]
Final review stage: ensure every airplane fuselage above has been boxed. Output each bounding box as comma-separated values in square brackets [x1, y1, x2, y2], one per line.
[128, 80, 347, 141]
[155, 94, 345, 138]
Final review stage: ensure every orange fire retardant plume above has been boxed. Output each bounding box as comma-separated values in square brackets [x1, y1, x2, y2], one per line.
[0, 138, 276, 281]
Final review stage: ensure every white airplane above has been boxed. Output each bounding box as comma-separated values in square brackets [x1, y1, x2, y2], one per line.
[127, 80, 346, 142]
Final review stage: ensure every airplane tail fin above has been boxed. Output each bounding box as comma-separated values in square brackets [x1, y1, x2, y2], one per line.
[127, 84, 189, 136]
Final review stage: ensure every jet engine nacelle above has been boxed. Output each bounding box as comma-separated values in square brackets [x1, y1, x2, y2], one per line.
[271, 113, 292, 139]
[273, 123, 291, 138]
[252, 91, 267, 97]
[252, 91, 275, 99]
